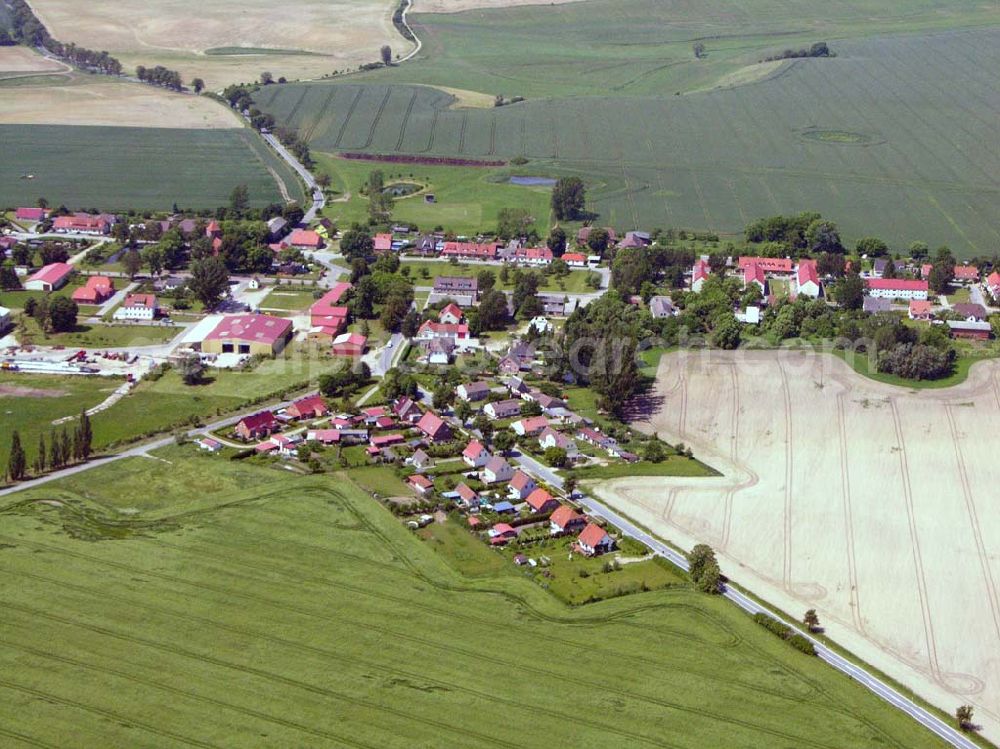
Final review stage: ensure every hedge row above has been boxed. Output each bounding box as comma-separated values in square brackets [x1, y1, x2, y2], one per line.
[752, 613, 816, 656]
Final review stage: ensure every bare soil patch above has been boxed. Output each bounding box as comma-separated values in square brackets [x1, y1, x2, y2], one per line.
[0, 75, 241, 128]
[593, 349, 1000, 741]
[0, 384, 68, 398]
[26, 0, 414, 88]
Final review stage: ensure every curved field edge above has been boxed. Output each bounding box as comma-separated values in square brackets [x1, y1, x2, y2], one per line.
[0, 450, 952, 747]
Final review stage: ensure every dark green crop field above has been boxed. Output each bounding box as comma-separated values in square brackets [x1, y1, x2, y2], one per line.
[0, 124, 304, 211]
[0, 448, 947, 747]
[253, 0, 1000, 256]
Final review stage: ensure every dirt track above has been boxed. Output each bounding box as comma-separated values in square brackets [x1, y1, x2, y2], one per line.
[593, 349, 1000, 742]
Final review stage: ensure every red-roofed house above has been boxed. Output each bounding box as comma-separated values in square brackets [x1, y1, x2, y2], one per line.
[550, 505, 586, 535]
[332, 332, 367, 357]
[507, 470, 537, 500]
[288, 229, 323, 249]
[24, 262, 73, 291]
[795, 259, 821, 298]
[370, 433, 406, 450]
[482, 456, 515, 484]
[236, 410, 279, 440]
[72, 276, 114, 304]
[393, 396, 422, 423]
[417, 320, 470, 340]
[374, 233, 393, 252]
[417, 410, 452, 442]
[202, 314, 293, 355]
[738, 256, 793, 274]
[286, 395, 329, 419]
[511, 246, 553, 266]
[113, 293, 158, 321]
[986, 272, 1000, 301]
[456, 482, 480, 510]
[691, 258, 710, 293]
[865, 278, 928, 300]
[52, 213, 109, 235]
[908, 299, 934, 321]
[511, 416, 549, 437]
[488, 522, 518, 542]
[743, 262, 766, 292]
[954, 265, 980, 284]
[408, 474, 434, 495]
[456, 381, 490, 402]
[206, 220, 222, 238]
[563, 252, 587, 268]
[15, 207, 47, 223]
[577, 522, 615, 556]
[525, 488, 559, 514]
[306, 429, 341, 445]
[439, 303, 464, 325]
[462, 440, 491, 468]
[440, 241, 498, 260]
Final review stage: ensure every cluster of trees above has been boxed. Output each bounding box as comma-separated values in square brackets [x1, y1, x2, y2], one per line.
[6, 412, 92, 482]
[551, 177, 586, 221]
[6, 0, 123, 75]
[135, 64, 183, 90]
[347, 251, 414, 332]
[23, 295, 77, 333]
[318, 363, 372, 400]
[363, 171, 394, 223]
[497, 207, 537, 242]
[762, 42, 832, 62]
[744, 212, 843, 254]
[686, 544, 722, 594]
[0, 261, 21, 290]
[559, 291, 641, 416]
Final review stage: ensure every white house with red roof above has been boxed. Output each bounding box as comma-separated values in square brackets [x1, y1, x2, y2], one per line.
[577, 522, 615, 556]
[738, 256, 793, 274]
[24, 262, 73, 291]
[743, 262, 766, 292]
[462, 439, 491, 468]
[538, 427, 579, 458]
[550, 505, 586, 535]
[794, 259, 821, 298]
[407, 474, 434, 495]
[52, 213, 109, 235]
[953, 265, 980, 284]
[525, 488, 560, 514]
[510, 246, 553, 266]
[309, 282, 352, 335]
[482, 456, 515, 484]
[440, 241, 498, 261]
[908, 299, 933, 321]
[865, 278, 928, 301]
[374, 233, 393, 252]
[455, 482, 480, 510]
[563, 252, 587, 268]
[511, 415, 549, 437]
[416, 410, 452, 442]
[113, 293, 158, 321]
[439, 303, 464, 325]
[417, 320, 470, 340]
[236, 410, 279, 440]
[393, 396, 422, 423]
[691, 258, 710, 292]
[488, 522, 518, 544]
[985, 271, 1000, 302]
[507, 469, 537, 500]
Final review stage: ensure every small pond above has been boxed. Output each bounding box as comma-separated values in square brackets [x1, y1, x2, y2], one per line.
[509, 176, 557, 186]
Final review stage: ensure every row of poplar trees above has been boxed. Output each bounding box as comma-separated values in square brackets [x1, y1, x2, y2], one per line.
[6, 411, 92, 482]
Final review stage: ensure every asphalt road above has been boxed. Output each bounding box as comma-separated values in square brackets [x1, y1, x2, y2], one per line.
[263, 132, 325, 221]
[511, 453, 978, 749]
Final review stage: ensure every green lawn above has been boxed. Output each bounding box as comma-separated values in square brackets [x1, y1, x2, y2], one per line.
[19, 318, 182, 348]
[259, 288, 318, 312]
[417, 515, 511, 578]
[571, 457, 718, 481]
[314, 153, 553, 237]
[402, 260, 596, 293]
[0, 454, 949, 747]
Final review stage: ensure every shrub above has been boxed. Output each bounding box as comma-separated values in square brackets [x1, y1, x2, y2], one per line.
[787, 634, 817, 656]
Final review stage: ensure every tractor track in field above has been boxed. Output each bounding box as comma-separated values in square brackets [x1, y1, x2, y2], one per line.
[0, 727, 60, 749]
[301, 85, 337, 143]
[779, 362, 794, 591]
[2, 601, 521, 749]
[457, 110, 468, 153]
[836, 392, 865, 633]
[332, 87, 363, 148]
[283, 86, 311, 128]
[0, 676, 220, 748]
[0, 636, 380, 749]
[1, 573, 858, 749]
[394, 89, 418, 151]
[361, 87, 392, 149]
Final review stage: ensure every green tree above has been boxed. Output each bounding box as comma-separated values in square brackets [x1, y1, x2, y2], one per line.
[455, 399, 474, 424]
[695, 561, 722, 594]
[586, 228, 610, 256]
[551, 177, 586, 221]
[478, 289, 510, 331]
[642, 439, 666, 463]
[380, 293, 411, 332]
[710, 313, 741, 350]
[143, 245, 164, 277]
[855, 236, 888, 257]
[76, 409, 92, 460]
[340, 228, 374, 260]
[497, 207, 535, 240]
[805, 219, 843, 253]
[546, 226, 567, 255]
[259, 71, 273, 85]
[122, 248, 143, 279]
[192, 77, 205, 93]
[833, 272, 865, 310]
[492, 430, 515, 454]
[803, 609, 820, 632]
[47, 296, 78, 332]
[33, 433, 46, 475]
[686, 544, 717, 581]
[380, 45, 392, 65]
[543, 447, 568, 467]
[0, 260, 22, 290]
[188, 256, 230, 310]
[477, 269, 496, 293]
[956, 705, 975, 731]
[432, 382, 453, 411]
[401, 309, 421, 337]
[230, 184, 250, 217]
[7, 430, 26, 481]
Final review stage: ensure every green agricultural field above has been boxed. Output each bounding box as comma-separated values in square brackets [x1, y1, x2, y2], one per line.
[315, 153, 552, 236]
[0, 452, 949, 747]
[0, 124, 304, 211]
[254, 1, 1000, 257]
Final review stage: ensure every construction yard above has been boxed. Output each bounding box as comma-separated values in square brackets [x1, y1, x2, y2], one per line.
[594, 349, 1000, 742]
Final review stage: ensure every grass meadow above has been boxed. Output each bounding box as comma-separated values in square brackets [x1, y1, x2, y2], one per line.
[0, 448, 949, 747]
[254, 4, 1000, 256]
[0, 124, 304, 211]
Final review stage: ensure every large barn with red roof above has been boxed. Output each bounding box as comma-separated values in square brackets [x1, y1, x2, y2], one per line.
[200, 314, 293, 356]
